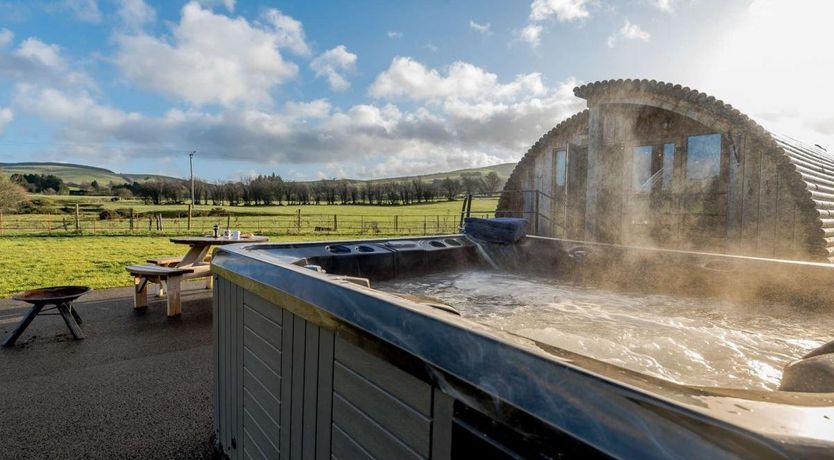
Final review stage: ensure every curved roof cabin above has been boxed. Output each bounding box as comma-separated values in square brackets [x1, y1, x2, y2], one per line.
[497, 79, 834, 262]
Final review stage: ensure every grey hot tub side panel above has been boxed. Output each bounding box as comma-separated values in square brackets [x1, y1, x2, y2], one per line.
[214, 277, 454, 460]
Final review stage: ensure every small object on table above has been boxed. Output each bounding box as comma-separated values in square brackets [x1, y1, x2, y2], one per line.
[2, 286, 91, 347]
[213, 224, 219, 238]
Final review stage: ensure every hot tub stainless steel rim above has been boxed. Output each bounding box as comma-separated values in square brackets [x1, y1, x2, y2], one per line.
[211, 235, 834, 459]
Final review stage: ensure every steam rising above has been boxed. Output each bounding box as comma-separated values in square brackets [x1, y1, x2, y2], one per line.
[378, 270, 833, 390]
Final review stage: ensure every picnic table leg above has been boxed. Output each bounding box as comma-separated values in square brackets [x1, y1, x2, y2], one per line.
[158, 279, 167, 298]
[57, 302, 85, 340]
[205, 274, 213, 290]
[179, 245, 211, 267]
[2, 303, 44, 347]
[134, 275, 148, 311]
[166, 275, 183, 317]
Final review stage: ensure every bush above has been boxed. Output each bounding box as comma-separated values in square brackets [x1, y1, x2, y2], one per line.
[100, 208, 134, 220]
[99, 210, 117, 220]
[15, 198, 58, 214]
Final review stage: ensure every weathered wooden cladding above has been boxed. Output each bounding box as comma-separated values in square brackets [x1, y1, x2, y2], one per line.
[215, 279, 454, 460]
[499, 79, 834, 262]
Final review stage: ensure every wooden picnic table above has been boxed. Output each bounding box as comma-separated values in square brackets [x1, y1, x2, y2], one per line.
[129, 235, 269, 317]
[169, 235, 269, 269]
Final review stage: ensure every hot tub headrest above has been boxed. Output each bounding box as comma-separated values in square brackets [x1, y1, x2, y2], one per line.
[464, 217, 527, 244]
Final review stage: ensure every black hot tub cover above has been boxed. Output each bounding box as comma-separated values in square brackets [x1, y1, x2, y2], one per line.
[464, 217, 527, 244]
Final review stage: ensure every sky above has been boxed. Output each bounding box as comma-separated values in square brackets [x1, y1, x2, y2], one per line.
[0, 0, 832, 182]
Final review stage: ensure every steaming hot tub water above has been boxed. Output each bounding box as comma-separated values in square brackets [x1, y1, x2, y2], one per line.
[376, 270, 834, 391]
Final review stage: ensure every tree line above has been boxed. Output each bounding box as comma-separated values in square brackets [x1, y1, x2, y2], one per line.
[126, 171, 504, 206]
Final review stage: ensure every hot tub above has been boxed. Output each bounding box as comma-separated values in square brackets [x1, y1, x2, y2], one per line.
[211, 235, 834, 459]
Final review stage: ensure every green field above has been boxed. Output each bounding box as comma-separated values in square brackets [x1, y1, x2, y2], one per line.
[0, 234, 421, 298]
[0, 196, 500, 297]
[3, 197, 500, 236]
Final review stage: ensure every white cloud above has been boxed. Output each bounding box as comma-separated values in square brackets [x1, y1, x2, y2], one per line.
[0, 29, 13, 48]
[262, 8, 310, 56]
[648, 0, 676, 12]
[370, 57, 549, 102]
[14, 38, 65, 68]
[529, 0, 590, 22]
[0, 106, 13, 135]
[117, 0, 156, 29]
[518, 0, 590, 48]
[469, 20, 492, 35]
[114, 2, 306, 107]
[691, 0, 834, 151]
[10, 55, 583, 178]
[61, 0, 102, 23]
[517, 24, 543, 46]
[387, 31, 403, 39]
[310, 45, 357, 92]
[607, 19, 651, 48]
[0, 35, 93, 88]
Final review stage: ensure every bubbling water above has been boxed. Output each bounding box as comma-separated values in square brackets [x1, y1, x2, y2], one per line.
[376, 270, 834, 390]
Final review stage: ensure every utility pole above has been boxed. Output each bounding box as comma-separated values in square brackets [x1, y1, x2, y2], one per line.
[189, 151, 196, 205]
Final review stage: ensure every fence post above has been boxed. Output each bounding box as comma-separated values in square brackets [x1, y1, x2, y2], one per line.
[296, 209, 301, 233]
[360, 215, 364, 234]
[333, 214, 337, 232]
[74, 204, 80, 234]
[158, 214, 164, 232]
[394, 215, 398, 233]
[466, 194, 473, 220]
[436, 215, 440, 233]
[129, 208, 134, 233]
[187, 204, 192, 231]
[148, 215, 152, 232]
[0, 212, 3, 235]
[423, 215, 427, 235]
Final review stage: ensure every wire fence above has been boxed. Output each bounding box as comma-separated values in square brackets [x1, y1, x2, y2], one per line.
[0, 211, 502, 237]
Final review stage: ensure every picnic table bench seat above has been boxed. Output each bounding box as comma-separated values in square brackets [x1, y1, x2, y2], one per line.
[127, 264, 197, 317]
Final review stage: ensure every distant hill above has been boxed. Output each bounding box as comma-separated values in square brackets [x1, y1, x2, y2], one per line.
[0, 162, 132, 186]
[0, 161, 516, 187]
[0, 162, 182, 186]
[358, 163, 516, 185]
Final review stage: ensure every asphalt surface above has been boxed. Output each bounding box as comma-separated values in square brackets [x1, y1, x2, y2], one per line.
[0, 284, 217, 459]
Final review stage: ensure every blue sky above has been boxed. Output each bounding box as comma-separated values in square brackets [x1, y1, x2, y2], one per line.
[0, 0, 832, 181]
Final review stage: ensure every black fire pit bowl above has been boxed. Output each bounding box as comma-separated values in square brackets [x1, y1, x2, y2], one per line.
[13, 286, 92, 304]
[3, 286, 92, 347]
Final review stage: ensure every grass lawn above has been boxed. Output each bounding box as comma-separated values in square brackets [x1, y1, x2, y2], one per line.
[0, 234, 414, 298]
[1, 198, 501, 297]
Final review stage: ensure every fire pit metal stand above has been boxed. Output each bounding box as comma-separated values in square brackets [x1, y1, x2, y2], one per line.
[2, 286, 91, 347]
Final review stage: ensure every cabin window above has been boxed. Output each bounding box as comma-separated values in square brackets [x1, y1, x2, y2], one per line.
[632, 145, 654, 192]
[685, 133, 721, 187]
[555, 149, 567, 189]
[554, 149, 568, 237]
[661, 143, 675, 190]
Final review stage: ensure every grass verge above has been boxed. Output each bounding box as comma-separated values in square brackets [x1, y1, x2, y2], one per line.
[0, 234, 404, 298]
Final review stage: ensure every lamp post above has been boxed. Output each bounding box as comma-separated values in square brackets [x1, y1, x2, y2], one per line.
[189, 151, 196, 205]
